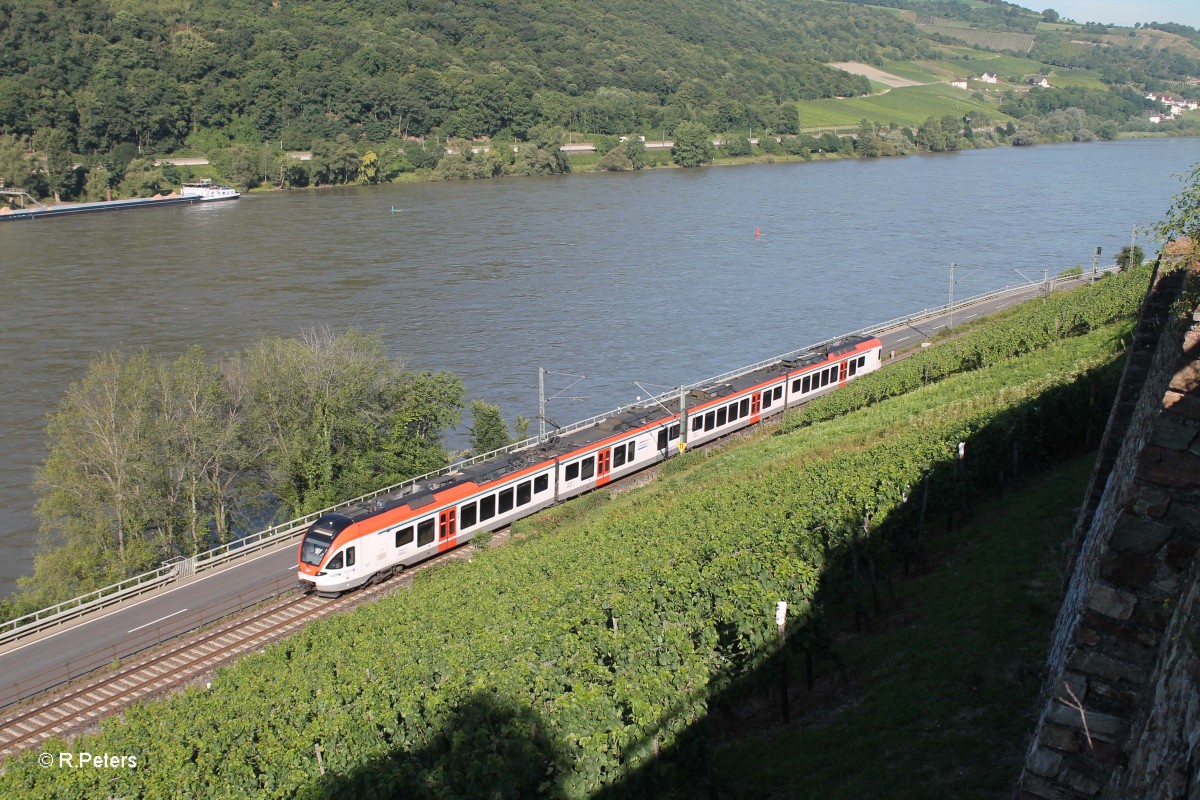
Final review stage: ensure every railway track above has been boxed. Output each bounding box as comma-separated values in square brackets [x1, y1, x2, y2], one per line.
[0, 553, 463, 762]
[0, 414, 777, 762]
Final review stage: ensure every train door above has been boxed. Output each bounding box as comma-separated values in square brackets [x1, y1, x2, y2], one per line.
[437, 507, 457, 553]
[750, 392, 762, 423]
[839, 360, 849, 384]
[597, 447, 612, 487]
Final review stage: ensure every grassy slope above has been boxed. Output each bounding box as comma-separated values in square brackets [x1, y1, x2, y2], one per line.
[709, 454, 1091, 799]
[797, 82, 1009, 129]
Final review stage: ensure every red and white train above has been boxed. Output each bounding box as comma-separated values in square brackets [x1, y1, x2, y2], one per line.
[298, 335, 883, 595]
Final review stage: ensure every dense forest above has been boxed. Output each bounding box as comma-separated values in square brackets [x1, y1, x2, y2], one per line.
[0, 0, 927, 190]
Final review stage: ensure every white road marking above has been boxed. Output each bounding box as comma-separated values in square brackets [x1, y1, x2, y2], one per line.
[0, 538, 301, 657]
[896, 335, 912, 342]
[127, 608, 188, 634]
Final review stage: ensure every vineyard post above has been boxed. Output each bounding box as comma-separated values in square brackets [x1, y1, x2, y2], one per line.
[776, 601, 790, 723]
[958, 441, 972, 520]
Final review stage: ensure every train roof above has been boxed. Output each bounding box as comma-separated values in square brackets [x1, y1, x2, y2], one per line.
[331, 335, 879, 522]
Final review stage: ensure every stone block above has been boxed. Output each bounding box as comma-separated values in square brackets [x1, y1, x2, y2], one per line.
[1027, 747, 1064, 778]
[1085, 582, 1138, 620]
[1164, 500, 1200, 541]
[1100, 552, 1157, 588]
[1168, 361, 1200, 394]
[1109, 515, 1172, 555]
[1055, 671, 1089, 700]
[1046, 701, 1127, 742]
[1138, 445, 1200, 489]
[1164, 539, 1198, 570]
[1071, 651, 1149, 685]
[1149, 414, 1200, 450]
[1126, 481, 1172, 518]
[1163, 388, 1200, 421]
[1041, 722, 1084, 752]
[1074, 624, 1101, 647]
[1064, 770, 1103, 796]
[1017, 774, 1070, 800]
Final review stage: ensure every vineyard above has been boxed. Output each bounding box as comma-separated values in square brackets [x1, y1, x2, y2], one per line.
[916, 25, 1036, 53]
[783, 264, 1152, 430]
[0, 272, 1152, 799]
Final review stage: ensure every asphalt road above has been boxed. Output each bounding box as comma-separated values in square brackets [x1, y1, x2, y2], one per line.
[0, 273, 1099, 709]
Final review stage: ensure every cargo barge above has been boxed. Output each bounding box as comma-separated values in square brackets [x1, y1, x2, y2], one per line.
[0, 180, 239, 222]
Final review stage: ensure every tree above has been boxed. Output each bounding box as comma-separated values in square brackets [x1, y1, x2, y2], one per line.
[1042, 8, 1060, 22]
[83, 165, 111, 201]
[32, 351, 164, 600]
[469, 401, 513, 454]
[1157, 162, 1200, 262]
[32, 127, 73, 201]
[721, 135, 752, 157]
[0, 134, 31, 190]
[671, 122, 713, 167]
[1115, 244, 1144, 270]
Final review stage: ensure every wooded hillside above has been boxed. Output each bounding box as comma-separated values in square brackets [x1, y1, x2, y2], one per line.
[0, 0, 929, 154]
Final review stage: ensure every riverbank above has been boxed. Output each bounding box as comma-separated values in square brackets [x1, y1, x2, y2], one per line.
[240, 126, 1199, 195]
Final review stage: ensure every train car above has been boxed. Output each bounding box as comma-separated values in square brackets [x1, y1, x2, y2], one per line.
[298, 335, 882, 596]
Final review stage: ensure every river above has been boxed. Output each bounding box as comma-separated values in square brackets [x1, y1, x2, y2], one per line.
[1, 136, 1197, 600]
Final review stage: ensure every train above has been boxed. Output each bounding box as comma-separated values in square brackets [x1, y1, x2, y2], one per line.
[297, 335, 883, 596]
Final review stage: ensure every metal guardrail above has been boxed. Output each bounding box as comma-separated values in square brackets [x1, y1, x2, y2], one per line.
[0, 268, 1117, 648]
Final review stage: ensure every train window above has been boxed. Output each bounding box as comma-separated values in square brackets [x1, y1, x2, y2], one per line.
[499, 487, 515, 513]
[692, 416, 703, 433]
[613, 444, 626, 468]
[792, 378, 801, 393]
[566, 462, 580, 481]
[582, 457, 595, 480]
[859, 355, 867, 367]
[716, 406, 727, 427]
[395, 526, 414, 548]
[848, 359, 857, 376]
[739, 398, 750, 416]
[346, 547, 356, 567]
[626, 442, 635, 462]
[657, 429, 668, 450]
[820, 368, 829, 387]
[802, 375, 811, 394]
[480, 495, 496, 521]
[534, 474, 549, 493]
[517, 480, 531, 506]
[704, 411, 715, 432]
[729, 402, 739, 422]
[669, 423, 680, 440]
[773, 386, 783, 401]
[326, 551, 344, 570]
[417, 519, 435, 546]
[460, 503, 477, 530]
[762, 391, 773, 410]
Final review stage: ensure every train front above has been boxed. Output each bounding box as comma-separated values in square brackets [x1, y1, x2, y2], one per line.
[297, 513, 353, 594]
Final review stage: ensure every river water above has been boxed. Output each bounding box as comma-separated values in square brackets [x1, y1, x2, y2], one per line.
[1, 137, 1197, 599]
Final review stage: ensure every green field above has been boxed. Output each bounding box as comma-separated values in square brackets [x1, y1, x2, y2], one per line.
[879, 60, 950, 83]
[797, 83, 1011, 130]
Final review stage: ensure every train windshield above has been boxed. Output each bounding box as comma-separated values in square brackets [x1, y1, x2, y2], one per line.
[300, 532, 333, 566]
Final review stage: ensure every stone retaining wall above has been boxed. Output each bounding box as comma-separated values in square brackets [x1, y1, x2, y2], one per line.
[1017, 259, 1200, 800]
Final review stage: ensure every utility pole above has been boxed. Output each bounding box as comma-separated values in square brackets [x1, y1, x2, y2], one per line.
[1091, 247, 1101, 283]
[948, 262, 957, 333]
[1130, 225, 1139, 268]
[538, 367, 546, 443]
